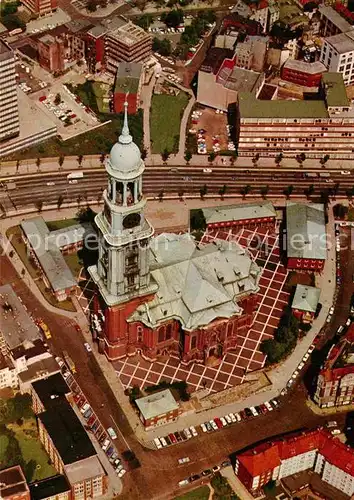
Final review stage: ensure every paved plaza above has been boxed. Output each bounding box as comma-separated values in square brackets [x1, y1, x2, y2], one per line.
[114, 225, 290, 393]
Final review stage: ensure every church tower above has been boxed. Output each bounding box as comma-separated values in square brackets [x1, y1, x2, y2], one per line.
[88, 101, 158, 310]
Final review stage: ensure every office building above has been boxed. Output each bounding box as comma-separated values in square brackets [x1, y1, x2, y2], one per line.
[105, 21, 152, 74]
[320, 31, 354, 86]
[0, 40, 19, 142]
[21, 0, 58, 16]
[113, 62, 143, 114]
[281, 60, 327, 88]
[202, 202, 276, 232]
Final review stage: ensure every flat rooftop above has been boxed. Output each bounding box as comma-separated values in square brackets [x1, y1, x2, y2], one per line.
[224, 67, 262, 93]
[283, 59, 327, 75]
[238, 92, 328, 119]
[30, 475, 71, 500]
[325, 30, 354, 54]
[21, 217, 77, 293]
[0, 284, 40, 350]
[18, 357, 61, 385]
[108, 21, 151, 47]
[32, 372, 70, 409]
[319, 5, 353, 33]
[114, 62, 142, 94]
[39, 400, 96, 465]
[65, 455, 105, 484]
[292, 285, 321, 313]
[135, 389, 179, 420]
[202, 202, 276, 225]
[322, 72, 349, 107]
[0, 466, 29, 498]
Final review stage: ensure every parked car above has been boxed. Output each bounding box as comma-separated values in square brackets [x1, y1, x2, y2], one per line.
[183, 428, 192, 439]
[80, 403, 90, 414]
[178, 457, 190, 464]
[160, 437, 168, 447]
[244, 408, 253, 418]
[210, 420, 218, 430]
[201, 423, 208, 433]
[189, 474, 201, 482]
[164, 435, 172, 445]
[205, 421, 212, 432]
[102, 439, 110, 452]
[154, 438, 162, 449]
[84, 342, 92, 353]
[220, 417, 228, 427]
[212, 465, 220, 473]
[107, 427, 117, 440]
[202, 469, 212, 476]
[83, 408, 93, 419]
[169, 433, 177, 444]
[175, 431, 183, 442]
[234, 413, 242, 422]
[229, 413, 237, 423]
[264, 401, 273, 412]
[118, 469, 126, 478]
[214, 418, 223, 429]
[190, 426, 198, 437]
[270, 399, 279, 408]
[224, 414, 232, 424]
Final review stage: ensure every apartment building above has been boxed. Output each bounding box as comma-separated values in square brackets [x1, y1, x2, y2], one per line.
[0, 40, 19, 142]
[314, 325, 354, 408]
[235, 73, 354, 159]
[202, 202, 276, 232]
[113, 62, 143, 114]
[281, 60, 327, 88]
[0, 466, 30, 500]
[318, 5, 353, 37]
[320, 31, 354, 86]
[32, 373, 107, 500]
[105, 21, 152, 74]
[235, 427, 354, 497]
[37, 34, 65, 73]
[21, 0, 58, 16]
[30, 475, 71, 500]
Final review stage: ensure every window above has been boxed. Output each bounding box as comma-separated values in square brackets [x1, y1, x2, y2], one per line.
[166, 323, 172, 340]
[137, 326, 143, 342]
[127, 275, 135, 286]
[191, 336, 197, 349]
[158, 327, 165, 343]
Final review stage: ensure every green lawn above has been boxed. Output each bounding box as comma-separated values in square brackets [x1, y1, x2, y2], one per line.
[150, 92, 189, 154]
[92, 82, 110, 113]
[8, 420, 57, 481]
[174, 486, 210, 500]
[46, 218, 78, 231]
[0, 434, 9, 465]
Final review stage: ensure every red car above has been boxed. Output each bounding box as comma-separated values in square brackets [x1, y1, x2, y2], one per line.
[87, 415, 96, 427]
[259, 404, 268, 414]
[73, 393, 81, 404]
[214, 418, 223, 429]
[169, 433, 177, 444]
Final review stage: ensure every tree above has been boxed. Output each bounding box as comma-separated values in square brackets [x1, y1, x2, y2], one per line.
[283, 184, 294, 199]
[24, 459, 37, 482]
[320, 154, 330, 166]
[57, 194, 64, 210]
[16, 160, 20, 173]
[35, 200, 43, 213]
[200, 184, 208, 200]
[77, 155, 84, 167]
[275, 153, 283, 165]
[190, 209, 206, 231]
[152, 37, 172, 56]
[54, 93, 61, 105]
[305, 184, 314, 199]
[252, 153, 260, 165]
[184, 150, 192, 164]
[21, 268, 25, 277]
[178, 188, 184, 200]
[260, 185, 269, 199]
[241, 184, 251, 199]
[35, 158, 41, 171]
[158, 189, 164, 202]
[77, 207, 96, 223]
[218, 184, 227, 200]
[58, 155, 64, 169]
[208, 152, 216, 165]
[163, 8, 184, 28]
[161, 148, 170, 163]
[141, 148, 147, 161]
[100, 153, 106, 164]
[9, 250, 14, 258]
[87, 0, 97, 11]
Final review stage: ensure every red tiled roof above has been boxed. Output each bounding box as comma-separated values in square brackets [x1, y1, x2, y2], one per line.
[279, 429, 325, 459]
[238, 442, 280, 476]
[320, 436, 354, 476]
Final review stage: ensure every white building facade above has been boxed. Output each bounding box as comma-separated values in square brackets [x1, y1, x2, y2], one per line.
[320, 32, 354, 86]
[0, 40, 19, 142]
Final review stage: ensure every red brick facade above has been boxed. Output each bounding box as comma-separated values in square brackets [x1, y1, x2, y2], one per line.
[287, 257, 325, 272]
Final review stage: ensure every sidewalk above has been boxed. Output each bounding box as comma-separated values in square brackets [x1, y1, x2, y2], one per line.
[220, 466, 255, 500]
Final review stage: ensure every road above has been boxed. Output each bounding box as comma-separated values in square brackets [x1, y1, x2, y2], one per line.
[1, 166, 353, 212]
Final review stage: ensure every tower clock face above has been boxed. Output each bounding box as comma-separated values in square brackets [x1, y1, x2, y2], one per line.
[123, 213, 141, 229]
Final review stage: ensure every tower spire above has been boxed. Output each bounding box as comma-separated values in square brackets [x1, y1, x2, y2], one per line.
[119, 93, 132, 145]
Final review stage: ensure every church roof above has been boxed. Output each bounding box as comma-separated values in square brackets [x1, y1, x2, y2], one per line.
[129, 233, 260, 330]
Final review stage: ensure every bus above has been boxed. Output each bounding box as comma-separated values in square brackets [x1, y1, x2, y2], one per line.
[67, 172, 84, 180]
[63, 350, 76, 374]
[36, 319, 52, 339]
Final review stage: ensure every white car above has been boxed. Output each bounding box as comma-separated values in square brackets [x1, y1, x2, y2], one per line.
[154, 438, 162, 449]
[190, 426, 198, 437]
[264, 401, 273, 412]
[183, 428, 192, 439]
[346, 318, 352, 326]
[160, 436, 168, 447]
[329, 306, 335, 315]
[118, 468, 126, 478]
[250, 406, 258, 417]
[220, 417, 228, 426]
[308, 345, 315, 354]
[229, 413, 236, 423]
[224, 414, 232, 424]
[201, 423, 208, 433]
[234, 413, 242, 422]
[84, 342, 92, 353]
[102, 439, 110, 452]
[46, 181, 55, 186]
[80, 403, 90, 414]
[341, 170, 351, 175]
[107, 427, 117, 440]
[331, 429, 341, 435]
[203, 168, 212, 173]
[210, 420, 218, 431]
[298, 362, 304, 370]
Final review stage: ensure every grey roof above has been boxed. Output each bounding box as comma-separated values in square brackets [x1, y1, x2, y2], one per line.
[286, 203, 327, 260]
[325, 31, 354, 54]
[87, 25, 107, 38]
[238, 92, 329, 119]
[65, 456, 105, 484]
[18, 356, 60, 385]
[319, 5, 353, 33]
[48, 222, 94, 248]
[135, 389, 178, 420]
[322, 72, 349, 107]
[224, 67, 263, 93]
[0, 40, 13, 62]
[129, 234, 261, 330]
[0, 284, 41, 350]
[202, 202, 276, 225]
[283, 59, 327, 75]
[292, 285, 321, 313]
[21, 217, 77, 293]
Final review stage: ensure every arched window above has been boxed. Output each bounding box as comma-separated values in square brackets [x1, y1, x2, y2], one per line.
[137, 326, 143, 343]
[166, 323, 172, 340]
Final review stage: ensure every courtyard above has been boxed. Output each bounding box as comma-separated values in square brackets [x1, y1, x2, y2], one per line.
[114, 225, 289, 393]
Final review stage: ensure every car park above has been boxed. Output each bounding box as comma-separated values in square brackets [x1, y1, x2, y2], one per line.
[190, 426, 198, 437]
[154, 438, 162, 449]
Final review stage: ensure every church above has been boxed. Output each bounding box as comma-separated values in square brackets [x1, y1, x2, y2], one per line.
[88, 103, 261, 366]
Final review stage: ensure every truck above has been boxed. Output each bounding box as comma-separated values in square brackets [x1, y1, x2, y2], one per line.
[36, 319, 51, 339]
[63, 350, 76, 374]
[67, 172, 84, 180]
